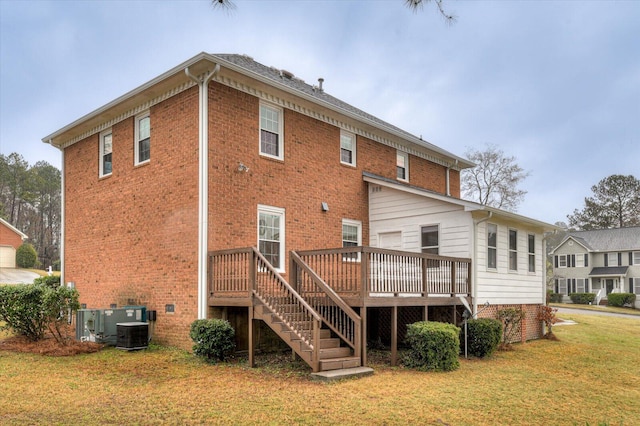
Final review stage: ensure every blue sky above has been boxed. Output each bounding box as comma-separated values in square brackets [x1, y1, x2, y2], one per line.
[1, 0, 639, 225]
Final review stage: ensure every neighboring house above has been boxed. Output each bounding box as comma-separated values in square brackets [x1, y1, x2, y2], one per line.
[551, 227, 640, 308]
[0, 218, 28, 268]
[42, 53, 556, 371]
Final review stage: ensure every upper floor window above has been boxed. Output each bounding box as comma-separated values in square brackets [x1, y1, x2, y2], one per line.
[528, 234, 535, 273]
[558, 254, 567, 268]
[340, 131, 356, 166]
[396, 151, 408, 181]
[259, 103, 283, 160]
[607, 252, 619, 267]
[487, 223, 497, 269]
[342, 219, 361, 261]
[508, 229, 518, 271]
[634, 252, 640, 265]
[99, 129, 113, 177]
[421, 225, 439, 255]
[135, 112, 150, 165]
[258, 205, 285, 272]
[576, 254, 584, 268]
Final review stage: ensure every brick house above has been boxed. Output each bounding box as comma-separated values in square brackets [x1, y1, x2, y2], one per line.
[0, 217, 28, 268]
[43, 53, 556, 371]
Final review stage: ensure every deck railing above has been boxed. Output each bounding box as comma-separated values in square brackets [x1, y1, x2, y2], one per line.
[296, 246, 471, 298]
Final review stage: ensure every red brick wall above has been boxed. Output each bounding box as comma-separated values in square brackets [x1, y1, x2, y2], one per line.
[64, 81, 465, 349]
[477, 304, 543, 343]
[64, 87, 200, 348]
[0, 222, 23, 250]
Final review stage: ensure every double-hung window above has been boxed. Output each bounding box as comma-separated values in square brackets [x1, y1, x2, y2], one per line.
[487, 223, 497, 269]
[421, 225, 439, 255]
[135, 112, 150, 165]
[633, 278, 640, 295]
[258, 205, 285, 271]
[558, 255, 567, 268]
[396, 151, 408, 181]
[607, 253, 619, 267]
[528, 234, 535, 273]
[340, 131, 356, 166]
[342, 219, 361, 261]
[508, 229, 518, 271]
[633, 252, 640, 265]
[259, 103, 283, 160]
[99, 129, 113, 177]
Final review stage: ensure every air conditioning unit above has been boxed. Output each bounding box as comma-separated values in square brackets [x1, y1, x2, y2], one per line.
[76, 306, 146, 345]
[116, 322, 149, 351]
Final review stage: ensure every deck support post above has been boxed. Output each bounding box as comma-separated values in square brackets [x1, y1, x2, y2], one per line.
[423, 304, 428, 321]
[248, 306, 255, 368]
[361, 306, 368, 367]
[391, 305, 398, 366]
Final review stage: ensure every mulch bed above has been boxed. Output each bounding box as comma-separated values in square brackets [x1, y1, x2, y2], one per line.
[0, 324, 103, 356]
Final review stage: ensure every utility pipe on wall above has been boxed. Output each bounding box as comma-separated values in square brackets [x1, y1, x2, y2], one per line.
[186, 64, 220, 319]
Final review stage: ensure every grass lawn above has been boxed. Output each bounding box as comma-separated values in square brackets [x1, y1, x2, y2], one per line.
[1, 313, 639, 425]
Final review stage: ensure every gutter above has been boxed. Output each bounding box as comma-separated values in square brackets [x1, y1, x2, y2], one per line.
[186, 63, 220, 319]
[472, 212, 493, 316]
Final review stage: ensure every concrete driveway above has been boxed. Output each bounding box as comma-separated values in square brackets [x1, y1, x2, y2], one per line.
[0, 268, 40, 284]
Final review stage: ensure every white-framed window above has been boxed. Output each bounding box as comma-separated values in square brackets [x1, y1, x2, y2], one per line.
[396, 151, 408, 181]
[508, 229, 518, 271]
[342, 219, 361, 261]
[528, 234, 535, 273]
[576, 254, 584, 268]
[258, 205, 285, 272]
[340, 130, 356, 166]
[558, 278, 567, 295]
[633, 252, 640, 265]
[633, 278, 640, 295]
[99, 129, 113, 177]
[259, 102, 284, 160]
[576, 278, 586, 293]
[608, 252, 618, 267]
[558, 255, 567, 268]
[421, 225, 439, 255]
[134, 111, 150, 165]
[487, 223, 497, 270]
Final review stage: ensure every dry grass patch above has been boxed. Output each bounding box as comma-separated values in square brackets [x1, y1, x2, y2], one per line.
[1, 313, 639, 425]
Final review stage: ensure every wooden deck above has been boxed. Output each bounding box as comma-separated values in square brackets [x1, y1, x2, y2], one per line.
[208, 246, 471, 372]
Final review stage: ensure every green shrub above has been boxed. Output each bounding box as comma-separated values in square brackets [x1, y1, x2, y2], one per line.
[189, 319, 236, 363]
[548, 293, 564, 303]
[569, 293, 596, 305]
[33, 275, 61, 289]
[403, 321, 460, 372]
[607, 293, 636, 307]
[15, 243, 37, 268]
[0, 283, 79, 343]
[461, 318, 502, 358]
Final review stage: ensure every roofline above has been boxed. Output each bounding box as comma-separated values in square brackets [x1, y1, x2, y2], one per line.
[363, 171, 559, 231]
[42, 52, 474, 168]
[549, 235, 591, 255]
[0, 217, 28, 240]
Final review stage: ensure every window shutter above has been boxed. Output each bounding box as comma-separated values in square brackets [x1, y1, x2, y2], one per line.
[571, 255, 576, 268]
[605, 255, 608, 267]
[555, 279, 558, 293]
[554, 256, 558, 268]
[618, 252, 622, 266]
[629, 252, 633, 266]
[584, 254, 588, 267]
[630, 278, 634, 293]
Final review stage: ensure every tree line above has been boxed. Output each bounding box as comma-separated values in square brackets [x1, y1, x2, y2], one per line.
[0, 152, 61, 269]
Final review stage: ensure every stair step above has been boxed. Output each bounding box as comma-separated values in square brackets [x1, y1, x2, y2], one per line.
[319, 356, 361, 371]
[311, 367, 374, 382]
[320, 346, 352, 359]
[319, 338, 340, 349]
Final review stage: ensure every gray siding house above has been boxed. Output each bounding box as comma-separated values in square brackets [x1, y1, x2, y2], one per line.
[550, 226, 640, 308]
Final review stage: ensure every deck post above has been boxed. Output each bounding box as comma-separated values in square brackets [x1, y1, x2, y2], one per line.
[391, 305, 398, 366]
[423, 304, 428, 321]
[361, 248, 368, 301]
[361, 306, 367, 367]
[450, 261, 457, 296]
[248, 306, 255, 368]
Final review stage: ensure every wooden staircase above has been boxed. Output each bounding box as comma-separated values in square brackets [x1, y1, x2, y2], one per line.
[253, 298, 361, 371]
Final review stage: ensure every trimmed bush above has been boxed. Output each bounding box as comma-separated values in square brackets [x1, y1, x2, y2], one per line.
[461, 318, 502, 358]
[0, 283, 79, 342]
[548, 293, 564, 303]
[190, 319, 236, 363]
[607, 293, 636, 307]
[569, 293, 596, 305]
[403, 321, 460, 372]
[15, 243, 37, 268]
[34, 275, 61, 289]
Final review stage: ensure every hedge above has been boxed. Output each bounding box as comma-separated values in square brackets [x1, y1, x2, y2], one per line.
[190, 319, 236, 363]
[461, 318, 502, 358]
[403, 321, 460, 372]
[607, 293, 636, 307]
[569, 293, 596, 305]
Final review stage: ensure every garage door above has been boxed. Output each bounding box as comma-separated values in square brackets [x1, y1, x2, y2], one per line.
[0, 245, 16, 268]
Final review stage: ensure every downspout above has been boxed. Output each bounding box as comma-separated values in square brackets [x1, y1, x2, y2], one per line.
[186, 64, 220, 319]
[472, 211, 492, 316]
[445, 159, 458, 197]
[56, 143, 65, 285]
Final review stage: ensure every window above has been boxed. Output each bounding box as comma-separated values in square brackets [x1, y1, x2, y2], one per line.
[421, 225, 439, 255]
[258, 205, 285, 271]
[99, 129, 113, 177]
[259, 103, 283, 160]
[634, 252, 640, 265]
[342, 219, 361, 261]
[340, 131, 356, 166]
[607, 253, 618, 267]
[528, 234, 535, 273]
[634, 278, 640, 295]
[576, 254, 584, 268]
[487, 223, 497, 270]
[576, 278, 586, 293]
[558, 278, 567, 295]
[558, 255, 567, 268]
[135, 112, 150, 165]
[396, 151, 408, 181]
[508, 229, 518, 271]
